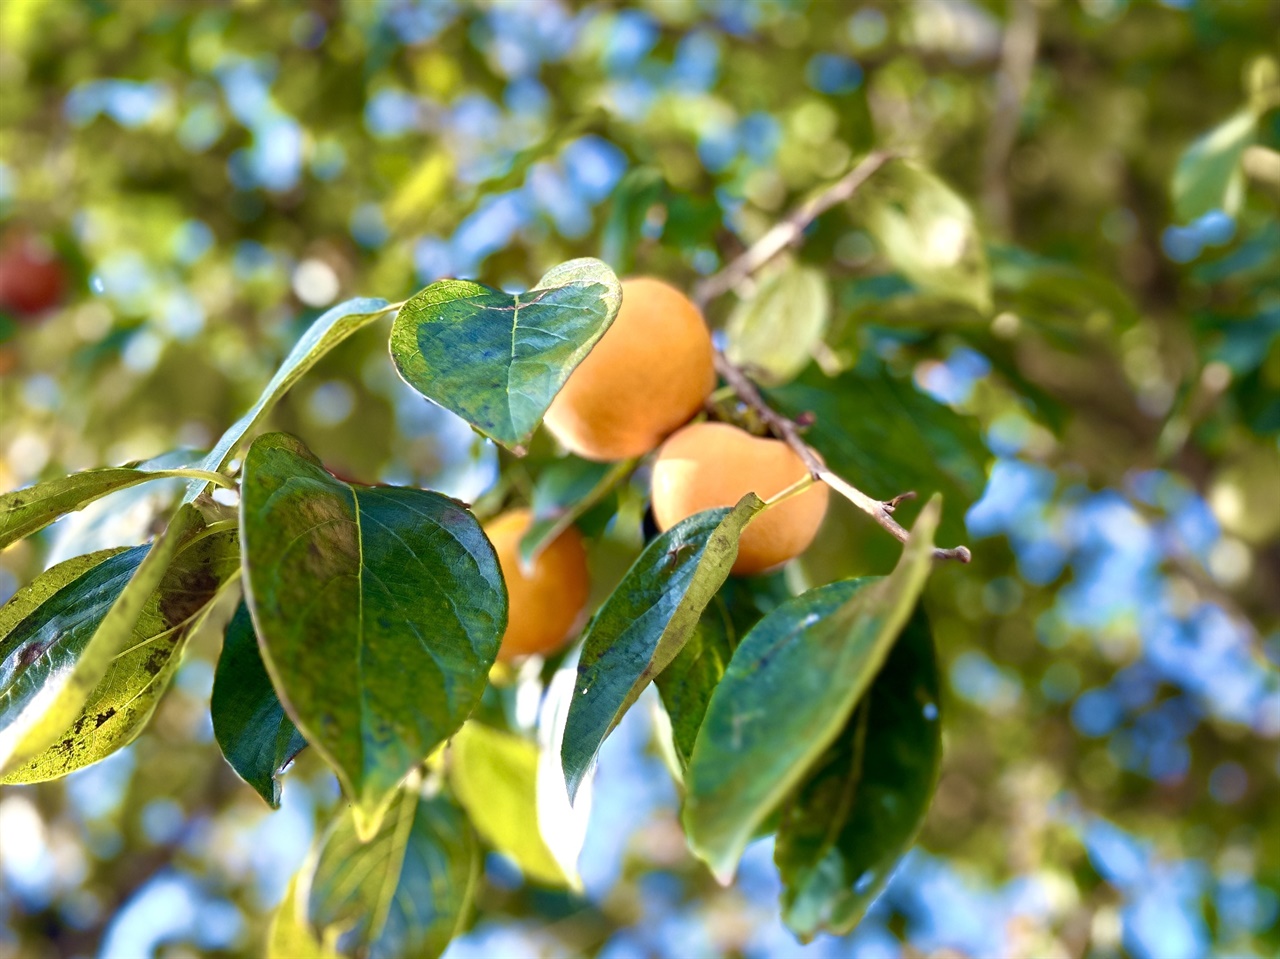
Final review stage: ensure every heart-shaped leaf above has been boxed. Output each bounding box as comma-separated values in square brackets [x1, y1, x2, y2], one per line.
[212, 600, 308, 808]
[776, 602, 942, 940]
[240, 432, 506, 835]
[184, 297, 393, 504]
[561, 496, 764, 802]
[389, 258, 623, 452]
[2, 526, 240, 783]
[306, 781, 479, 959]
[682, 498, 939, 882]
[0, 504, 204, 774]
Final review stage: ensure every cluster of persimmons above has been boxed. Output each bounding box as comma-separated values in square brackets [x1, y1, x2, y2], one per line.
[488, 278, 830, 662]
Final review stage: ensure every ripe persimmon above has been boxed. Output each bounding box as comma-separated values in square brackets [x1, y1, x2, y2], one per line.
[544, 277, 715, 461]
[650, 421, 829, 575]
[484, 508, 590, 662]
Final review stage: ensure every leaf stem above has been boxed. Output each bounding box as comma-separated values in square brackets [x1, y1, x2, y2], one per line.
[168, 469, 237, 491]
[762, 475, 816, 508]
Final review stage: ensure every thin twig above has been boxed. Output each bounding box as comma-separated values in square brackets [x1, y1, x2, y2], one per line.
[714, 352, 971, 563]
[691, 150, 900, 308]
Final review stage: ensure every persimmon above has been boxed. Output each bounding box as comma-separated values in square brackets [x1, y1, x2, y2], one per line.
[544, 277, 716, 461]
[484, 507, 590, 662]
[650, 421, 830, 576]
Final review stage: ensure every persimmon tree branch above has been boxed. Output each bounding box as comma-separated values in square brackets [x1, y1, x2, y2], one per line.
[694, 151, 972, 563]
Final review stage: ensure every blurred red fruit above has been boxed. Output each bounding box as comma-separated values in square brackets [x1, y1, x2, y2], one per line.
[0, 231, 66, 319]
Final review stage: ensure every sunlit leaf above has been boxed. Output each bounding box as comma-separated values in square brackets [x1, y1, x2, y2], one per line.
[561, 496, 764, 801]
[682, 499, 939, 882]
[856, 158, 990, 313]
[266, 875, 341, 959]
[389, 258, 623, 452]
[776, 601, 941, 939]
[1172, 110, 1256, 223]
[240, 432, 506, 836]
[184, 297, 393, 504]
[0, 505, 204, 775]
[726, 261, 830, 385]
[212, 600, 307, 808]
[449, 721, 573, 888]
[2, 527, 240, 783]
[307, 781, 479, 959]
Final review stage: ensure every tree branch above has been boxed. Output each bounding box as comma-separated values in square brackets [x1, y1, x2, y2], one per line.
[691, 149, 899, 308]
[691, 151, 971, 562]
[713, 351, 971, 563]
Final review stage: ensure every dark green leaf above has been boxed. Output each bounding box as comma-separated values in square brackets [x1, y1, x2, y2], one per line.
[240, 432, 506, 835]
[1, 459, 211, 552]
[2, 526, 240, 783]
[449, 721, 573, 888]
[212, 600, 307, 808]
[776, 601, 941, 939]
[307, 781, 479, 959]
[655, 597, 735, 772]
[854, 158, 990, 312]
[519, 456, 631, 569]
[561, 496, 764, 802]
[184, 297, 393, 504]
[389, 258, 623, 452]
[0, 505, 205, 774]
[769, 362, 988, 544]
[682, 499, 939, 882]
[1172, 110, 1256, 223]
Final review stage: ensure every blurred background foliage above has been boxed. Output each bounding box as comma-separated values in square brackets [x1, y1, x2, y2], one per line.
[1, 0, 1279, 957]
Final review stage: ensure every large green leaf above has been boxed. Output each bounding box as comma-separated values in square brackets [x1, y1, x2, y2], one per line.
[184, 297, 393, 504]
[655, 596, 735, 773]
[2, 527, 240, 783]
[519, 456, 631, 569]
[211, 600, 308, 808]
[1172, 110, 1256, 223]
[561, 496, 763, 802]
[775, 601, 942, 940]
[0, 505, 204, 774]
[0, 460, 213, 552]
[682, 499, 939, 883]
[307, 782, 479, 959]
[240, 432, 506, 835]
[449, 721, 573, 888]
[725, 260, 830, 386]
[389, 258, 623, 452]
[769, 362, 988, 544]
[854, 158, 990, 313]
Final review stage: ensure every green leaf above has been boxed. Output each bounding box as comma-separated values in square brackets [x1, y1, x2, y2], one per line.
[601, 167, 665, 274]
[307, 782, 479, 959]
[769, 361, 988, 545]
[184, 297, 392, 504]
[775, 601, 942, 940]
[240, 432, 506, 836]
[655, 597, 735, 772]
[449, 721, 573, 888]
[389, 258, 623, 452]
[2, 526, 240, 783]
[0, 505, 204, 775]
[682, 498, 940, 883]
[1172, 109, 1256, 223]
[856, 158, 990, 313]
[725, 261, 830, 385]
[266, 875, 341, 959]
[212, 600, 308, 808]
[561, 495, 764, 802]
[0, 460, 211, 552]
[519, 456, 632, 569]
